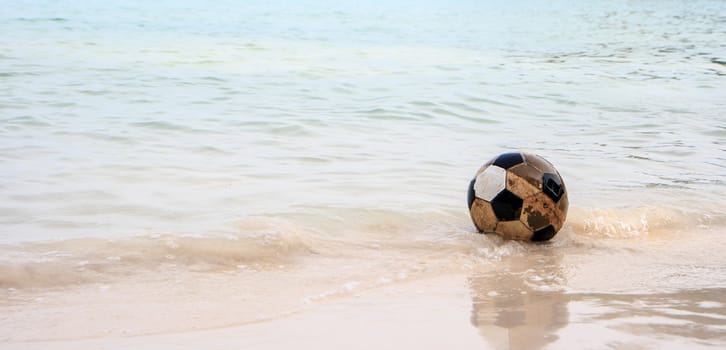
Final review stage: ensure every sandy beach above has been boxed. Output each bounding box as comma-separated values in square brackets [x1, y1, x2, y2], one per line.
[2, 274, 484, 350]
[2, 0, 725, 348]
[3, 225, 725, 349]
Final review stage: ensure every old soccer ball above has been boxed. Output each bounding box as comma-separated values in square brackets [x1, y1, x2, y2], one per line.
[467, 152, 568, 241]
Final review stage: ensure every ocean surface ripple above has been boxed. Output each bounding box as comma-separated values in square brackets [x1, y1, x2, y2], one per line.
[0, 0, 724, 253]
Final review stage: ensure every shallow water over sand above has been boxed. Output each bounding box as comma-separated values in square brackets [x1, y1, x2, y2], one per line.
[1, 213, 725, 348]
[1, 0, 725, 348]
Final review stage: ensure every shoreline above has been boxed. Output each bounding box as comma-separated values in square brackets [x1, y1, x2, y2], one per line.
[2, 273, 488, 350]
[3, 236, 726, 349]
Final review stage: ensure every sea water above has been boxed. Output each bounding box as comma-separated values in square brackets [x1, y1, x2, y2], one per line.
[1, 0, 725, 347]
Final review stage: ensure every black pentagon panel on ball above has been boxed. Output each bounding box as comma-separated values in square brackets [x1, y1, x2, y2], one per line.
[492, 152, 524, 170]
[490, 189, 523, 221]
[531, 225, 556, 242]
[542, 173, 564, 202]
[467, 178, 476, 210]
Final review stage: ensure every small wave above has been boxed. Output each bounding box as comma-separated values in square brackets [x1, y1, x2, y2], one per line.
[51, 130, 133, 144]
[405, 100, 498, 125]
[1, 205, 722, 289]
[267, 124, 313, 136]
[129, 120, 225, 135]
[356, 107, 425, 121]
[0, 232, 314, 288]
[130, 121, 193, 132]
[2, 115, 53, 127]
[13, 17, 68, 23]
[567, 206, 721, 239]
[460, 95, 519, 108]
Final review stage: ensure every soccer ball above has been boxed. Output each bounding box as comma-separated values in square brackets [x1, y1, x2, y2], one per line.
[467, 152, 568, 241]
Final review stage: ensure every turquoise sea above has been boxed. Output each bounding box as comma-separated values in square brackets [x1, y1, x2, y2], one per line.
[1, 0, 726, 348]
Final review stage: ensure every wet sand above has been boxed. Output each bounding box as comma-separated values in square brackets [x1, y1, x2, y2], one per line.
[1, 275, 483, 350]
[3, 229, 725, 350]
